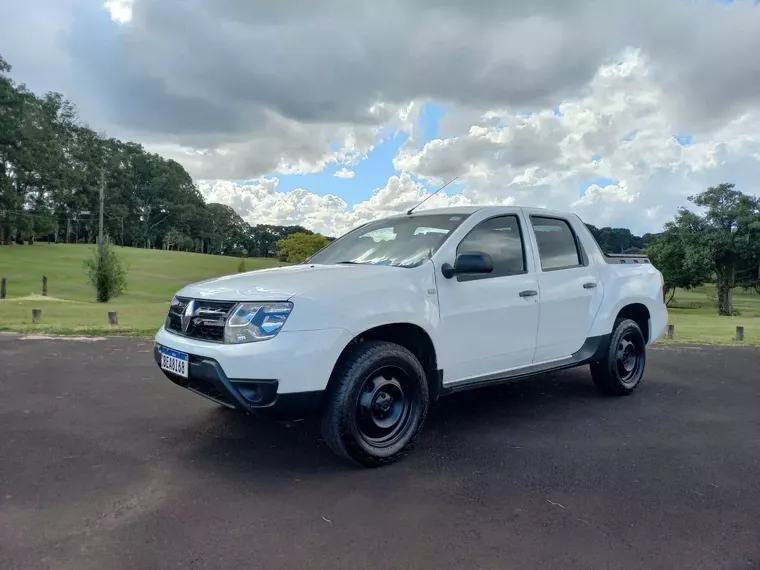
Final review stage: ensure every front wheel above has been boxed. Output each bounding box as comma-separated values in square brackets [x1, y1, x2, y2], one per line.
[590, 318, 647, 396]
[319, 340, 429, 467]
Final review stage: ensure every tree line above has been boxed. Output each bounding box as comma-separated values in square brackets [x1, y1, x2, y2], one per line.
[585, 224, 660, 254]
[0, 54, 328, 257]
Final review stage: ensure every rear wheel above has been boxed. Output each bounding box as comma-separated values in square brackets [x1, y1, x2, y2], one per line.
[320, 340, 429, 467]
[590, 318, 647, 396]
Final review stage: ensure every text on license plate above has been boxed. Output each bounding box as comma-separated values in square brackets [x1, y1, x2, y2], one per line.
[159, 346, 189, 378]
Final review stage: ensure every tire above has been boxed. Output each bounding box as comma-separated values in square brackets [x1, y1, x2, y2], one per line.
[590, 318, 647, 396]
[319, 340, 430, 468]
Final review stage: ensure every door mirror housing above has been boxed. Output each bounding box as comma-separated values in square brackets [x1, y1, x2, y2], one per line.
[441, 252, 494, 279]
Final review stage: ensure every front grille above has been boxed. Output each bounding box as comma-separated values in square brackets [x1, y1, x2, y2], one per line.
[166, 297, 237, 342]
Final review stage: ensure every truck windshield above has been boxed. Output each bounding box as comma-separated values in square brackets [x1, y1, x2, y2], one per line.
[307, 213, 471, 268]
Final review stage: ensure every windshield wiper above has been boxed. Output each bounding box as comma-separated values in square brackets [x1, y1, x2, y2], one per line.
[335, 260, 362, 265]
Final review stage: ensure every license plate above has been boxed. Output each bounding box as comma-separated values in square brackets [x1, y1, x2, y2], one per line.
[159, 346, 189, 378]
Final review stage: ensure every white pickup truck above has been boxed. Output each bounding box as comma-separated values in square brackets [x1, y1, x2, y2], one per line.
[154, 206, 668, 467]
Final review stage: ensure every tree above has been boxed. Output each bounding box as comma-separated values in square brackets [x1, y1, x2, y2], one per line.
[83, 235, 127, 302]
[163, 227, 184, 250]
[204, 203, 249, 255]
[277, 232, 330, 263]
[646, 222, 710, 305]
[662, 183, 760, 316]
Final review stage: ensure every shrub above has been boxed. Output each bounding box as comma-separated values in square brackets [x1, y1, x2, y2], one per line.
[276, 232, 330, 263]
[84, 235, 128, 302]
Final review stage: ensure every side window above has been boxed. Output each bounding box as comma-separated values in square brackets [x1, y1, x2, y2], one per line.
[456, 215, 526, 280]
[530, 216, 582, 270]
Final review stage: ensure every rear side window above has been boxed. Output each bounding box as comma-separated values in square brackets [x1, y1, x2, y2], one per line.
[456, 215, 526, 280]
[530, 216, 583, 270]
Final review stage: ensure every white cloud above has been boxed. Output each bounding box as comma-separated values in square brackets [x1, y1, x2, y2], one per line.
[573, 182, 638, 207]
[6, 0, 758, 190]
[333, 168, 356, 179]
[198, 173, 474, 237]
[199, 49, 760, 236]
[392, 49, 760, 233]
[104, 0, 132, 24]
[138, 109, 385, 180]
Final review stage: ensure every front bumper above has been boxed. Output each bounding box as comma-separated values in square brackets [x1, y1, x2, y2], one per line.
[153, 325, 354, 420]
[154, 343, 323, 420]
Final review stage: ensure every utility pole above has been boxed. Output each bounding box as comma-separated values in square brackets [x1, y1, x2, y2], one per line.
[96, 167, 105, 302]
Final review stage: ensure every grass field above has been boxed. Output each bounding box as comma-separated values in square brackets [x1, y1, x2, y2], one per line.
[1, 244, 759, 344]
[663, 286, 760, 345]
[0, 244, 286, 335]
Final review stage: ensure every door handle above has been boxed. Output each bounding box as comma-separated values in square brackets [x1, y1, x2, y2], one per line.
[583, 282, 597, 289]
[519, 290, 538, 297]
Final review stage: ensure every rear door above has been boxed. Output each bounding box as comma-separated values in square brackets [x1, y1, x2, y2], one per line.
[526, 214, 603, 363]
[435, 212, 540, 385]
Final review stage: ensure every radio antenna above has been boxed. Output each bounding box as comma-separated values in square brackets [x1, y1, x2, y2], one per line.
[406, 176, 459, 216]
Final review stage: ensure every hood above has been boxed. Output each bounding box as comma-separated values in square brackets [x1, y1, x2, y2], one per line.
[175, 263, 411, 302]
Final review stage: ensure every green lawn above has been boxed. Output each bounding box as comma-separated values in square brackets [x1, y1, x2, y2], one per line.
[661, 285, 760, 345]
[0, 243, 286, 335]
[1, 244, 759, 344]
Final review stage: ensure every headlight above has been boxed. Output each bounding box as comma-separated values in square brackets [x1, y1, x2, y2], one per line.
[165, 295, 182, 327]
[224, 302, 293, 344]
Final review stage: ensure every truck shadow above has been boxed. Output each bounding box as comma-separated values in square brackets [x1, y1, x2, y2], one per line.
[427, 366, 603, 431]
[176, 366, 604, 477]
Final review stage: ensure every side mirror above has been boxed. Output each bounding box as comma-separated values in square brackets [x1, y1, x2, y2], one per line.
[441, 252, 494, 279]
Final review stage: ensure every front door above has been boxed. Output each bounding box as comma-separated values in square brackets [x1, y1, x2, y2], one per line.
[527, 214, 603, 363]
[435, 213, 540, 385]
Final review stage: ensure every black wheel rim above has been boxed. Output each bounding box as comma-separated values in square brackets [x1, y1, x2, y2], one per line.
[354, 365, 418, 449]
[616, 332, 643, 384]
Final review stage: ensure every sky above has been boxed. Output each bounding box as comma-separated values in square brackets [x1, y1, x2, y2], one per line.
[2, 0, 760, 237]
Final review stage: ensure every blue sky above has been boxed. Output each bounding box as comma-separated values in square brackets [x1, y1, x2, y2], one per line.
[579, 177, 620, 197]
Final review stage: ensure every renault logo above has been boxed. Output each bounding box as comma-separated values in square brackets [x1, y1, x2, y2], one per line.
[181, 299, 197, 332]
